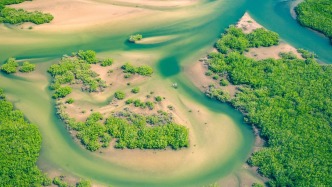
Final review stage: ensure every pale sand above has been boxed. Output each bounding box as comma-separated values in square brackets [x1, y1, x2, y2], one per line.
[10, 0, 147, 30]
[9, 0, 200, 31]
[136, 35, 178, 44]
[238, 13, 302, 60]
[245, 42, 303, 60]
[236, 12, 263, 34]
[185, 58, 239, 98]
[96, 0, 199, 8]
[52, 51, 242, 174]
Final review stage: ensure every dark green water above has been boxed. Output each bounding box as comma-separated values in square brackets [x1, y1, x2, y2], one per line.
[0, 0, 331, 186]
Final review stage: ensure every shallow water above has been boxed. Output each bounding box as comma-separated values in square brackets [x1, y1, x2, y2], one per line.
[0, 0, 331, 186]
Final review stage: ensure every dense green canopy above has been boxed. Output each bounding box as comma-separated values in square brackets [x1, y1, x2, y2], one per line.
[0, 0, 53, 25]
[0, 89, 50, 186]
[206, 26, 332, 186]
[296, 0, 332, 41]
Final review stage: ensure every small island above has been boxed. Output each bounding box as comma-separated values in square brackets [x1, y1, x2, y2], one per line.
[128, 34, 143, 43]
[48, 50, 189, 151]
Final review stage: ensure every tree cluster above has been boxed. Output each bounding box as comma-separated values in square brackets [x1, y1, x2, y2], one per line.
[105, 112, 189, 150]
[215, 26, 279, 54]
[295, 0, 332, 41]
[48, 50, 108, 95]
[125, 98, 155, 110]
[0, 57, 35, 74]
[206, 26, 332, 186]
[0, 0, 53, 25]
[0, 88, 50, 186]
[121, 62, 153, 76]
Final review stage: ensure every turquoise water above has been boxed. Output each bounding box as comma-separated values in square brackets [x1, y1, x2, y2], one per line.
[0, 0, 331, 186]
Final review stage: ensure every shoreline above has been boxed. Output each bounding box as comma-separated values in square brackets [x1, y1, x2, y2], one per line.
[185, 11, 308, 186]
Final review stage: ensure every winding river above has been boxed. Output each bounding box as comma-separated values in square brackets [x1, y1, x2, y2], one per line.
[0, 0, 331, 186]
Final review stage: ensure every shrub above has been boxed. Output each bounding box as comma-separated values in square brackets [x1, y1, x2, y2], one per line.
[77, 50, 97, 64]
[155, 96, 162, 102]
[65, 98, 74, 104]
[247, 28, 279, 47]
[136, 65, 153, 76]
[125, 99, 134, 104]
[220, 79, 228, 86]
[19, 61, 35, 73]
[131, 87, 140, 94]
[1, 57, 18, 73]
[53, 86, 72, 99]
[0, 7, 53, 25]
[129, 34, 143, 43]
[76, 179, 91, 187]
[100, 58, 113, 67]
[114, 91, 125, 100]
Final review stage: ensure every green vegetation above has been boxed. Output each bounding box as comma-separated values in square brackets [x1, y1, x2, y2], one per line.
[1, 58, 36, 73]
[252, 183, 264, 187]
[52, 176, 91, 187]
[129, 34, 143, 43]
[114, 91, 125, 100]
[219, 79, 228, 86]
[106, 111, 189, 149]
[247, 28, 279, 47]
[205, 85, 230, 102]
[53, 176, 69, 187]
[0, 0, 53, 25]
[48, 50, 107, 93]
[1, 0, 30, 5]
[66, 98, 74, 104]
[131, 87, 140, 93]
[206, 26, 332, 186]
[53, 86, 72, 99]
[125, 98, 155, 110]
[76, 179, 92, 187]
[49, 50, 187, 151]
[297, 48, 317, 59]
[122, 62, 153, 76]
[295, 0, 332, 41]
[100, 58, 113, 67]
[215, 26, 278, 54]
[155, 96, 162, 102]
[77, 50, 97, 64]
[56, 105, 188, 150]
[0, 88, 49, 186]
[19, 61, 36, 72]
[0, 57, 18, 73]
[205, 70, 212, 76]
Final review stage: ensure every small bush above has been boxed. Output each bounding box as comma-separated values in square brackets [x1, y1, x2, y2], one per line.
[129, 34, 143, 43]
[53, 86, 72, 99]
[131, 87, 140, 94]
[1, 57, 18, 73]
[114, 91, 125, 100]
[19, 61, 35, 73]
[155, 96, 162, 102]
[65, 98, 74, 104]
[100, 58, 113, 67]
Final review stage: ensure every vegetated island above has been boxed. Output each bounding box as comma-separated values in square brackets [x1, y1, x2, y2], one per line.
[192, 13, 331, 186]
[129, 34, 143, 43]
[295, 0, 332, 43]
[0, 57, 36, 73]
[48, 50, 189, 151]
[0, 0, 53, 25]
[0, 88, 51, 186]
[0, 88, 94, 187]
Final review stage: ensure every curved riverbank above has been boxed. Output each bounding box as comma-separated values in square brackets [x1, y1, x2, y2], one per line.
[0, 0, 331, 186]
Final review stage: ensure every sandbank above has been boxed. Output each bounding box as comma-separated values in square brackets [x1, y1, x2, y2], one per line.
[9, 0, 201, 32]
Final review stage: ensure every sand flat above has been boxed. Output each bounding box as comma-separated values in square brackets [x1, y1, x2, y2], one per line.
[9, 0, 201, 31]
